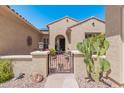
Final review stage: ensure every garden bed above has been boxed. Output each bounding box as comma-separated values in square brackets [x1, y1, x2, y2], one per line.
[76, 76, 120, 88]
[0, 75, 46, 88]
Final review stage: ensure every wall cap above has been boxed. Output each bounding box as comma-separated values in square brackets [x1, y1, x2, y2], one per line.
[31, 51, 50, 56]
[0, 55, 32, 59]
[92, 55, 106, 59]
[71, 50, 82, 55]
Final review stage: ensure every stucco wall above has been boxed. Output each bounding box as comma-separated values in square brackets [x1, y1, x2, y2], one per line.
[10, 57, 47, 77]
[122, 6, 124, 84]
[0, 6, 42, 55]
[12, 58, 33, 76]
[0, 55, 33, 76]
[48, 17, 78, 51]
[106, 5, 124, 84]
[70, 18, 105, 50]
[73, 52, 87, 78]
[0, 51, 49, 77]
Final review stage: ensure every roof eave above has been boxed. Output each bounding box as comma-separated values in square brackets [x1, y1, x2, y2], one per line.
[5, 6, 43, 34]
[47, 16, 79, 27]
[68, 16, 105, 29]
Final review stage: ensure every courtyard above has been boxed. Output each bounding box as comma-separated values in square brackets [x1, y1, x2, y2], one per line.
[0, 5, 124, 88]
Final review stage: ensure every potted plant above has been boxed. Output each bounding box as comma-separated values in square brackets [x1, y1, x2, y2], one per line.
[77, 33, 111, 82]
[49, 48, 57, 59]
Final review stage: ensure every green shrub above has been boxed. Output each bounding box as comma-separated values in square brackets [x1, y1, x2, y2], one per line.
[0, 59, 14, 83]
[49, 48, 56, 56]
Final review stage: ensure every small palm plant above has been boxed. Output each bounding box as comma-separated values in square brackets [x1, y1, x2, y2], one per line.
[49, 48, 56, 56]
[77, 33, 111, 82]
[49, 48, 57, 59]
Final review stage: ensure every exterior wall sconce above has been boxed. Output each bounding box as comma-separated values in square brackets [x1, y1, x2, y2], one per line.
[92, 22, 95, 27]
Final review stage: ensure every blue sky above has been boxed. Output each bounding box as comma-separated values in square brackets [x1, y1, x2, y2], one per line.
[10, 5, 105, 29]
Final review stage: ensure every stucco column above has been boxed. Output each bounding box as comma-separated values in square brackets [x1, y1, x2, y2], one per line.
[71, 50, 87, 79]
[31, 51, 49, 77]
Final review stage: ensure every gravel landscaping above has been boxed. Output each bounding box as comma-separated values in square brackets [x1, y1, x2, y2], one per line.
[0, 74, 121, 88]
[0, 75, 46, 88]
[76, 77, 120, 88]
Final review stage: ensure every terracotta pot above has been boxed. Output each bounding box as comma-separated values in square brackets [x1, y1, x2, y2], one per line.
[30, 73, 43, 83]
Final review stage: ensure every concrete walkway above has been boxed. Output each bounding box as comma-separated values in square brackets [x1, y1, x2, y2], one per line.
[44, 74, 79, 88]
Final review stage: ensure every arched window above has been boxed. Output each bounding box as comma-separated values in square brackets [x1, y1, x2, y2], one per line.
[27, 36, 32, 46]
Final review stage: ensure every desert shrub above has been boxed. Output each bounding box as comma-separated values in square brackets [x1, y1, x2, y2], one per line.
[77, 33, 111, 82]
[49, 48, 56, 56]
[0, 59, 14, 83]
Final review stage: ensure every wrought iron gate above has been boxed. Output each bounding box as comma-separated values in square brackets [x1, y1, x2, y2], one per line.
[48, 53, 74, 74]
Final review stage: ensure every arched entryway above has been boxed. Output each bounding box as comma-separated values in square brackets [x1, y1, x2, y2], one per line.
[55, 35, 65, 52]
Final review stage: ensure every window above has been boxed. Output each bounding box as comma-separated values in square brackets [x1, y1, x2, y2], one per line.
[85, 33, 100, 38]
[27, 36, 32, 46]
[43, 38, 48, 49]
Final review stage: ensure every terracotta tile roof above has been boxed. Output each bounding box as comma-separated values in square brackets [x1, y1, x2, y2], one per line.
[40, 28, 48, 34]
[5, 5, 43, 34]
[40, 31, 48, 34]
[40, 28, 49, 31]
[68, 16, 105, 30]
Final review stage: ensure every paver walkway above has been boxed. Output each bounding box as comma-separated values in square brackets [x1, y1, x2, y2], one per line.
[44, 74, 79, 88]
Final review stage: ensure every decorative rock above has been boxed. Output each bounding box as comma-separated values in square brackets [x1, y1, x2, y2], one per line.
[13, 73, 25, 81]
[0, 75, 46, 88]
[76, 76, 119, 88]
[30, 73, 43, 83]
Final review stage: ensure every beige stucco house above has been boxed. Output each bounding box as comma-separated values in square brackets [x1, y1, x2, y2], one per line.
[0, 6, 105, 55]
[106, 5, 124, 85]
[0, 6, 43, 55]
[1, 5, 124, 86]
[48, 16, 105, 52]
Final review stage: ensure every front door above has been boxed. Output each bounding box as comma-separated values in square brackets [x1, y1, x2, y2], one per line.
[60, 38, 65, 51]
